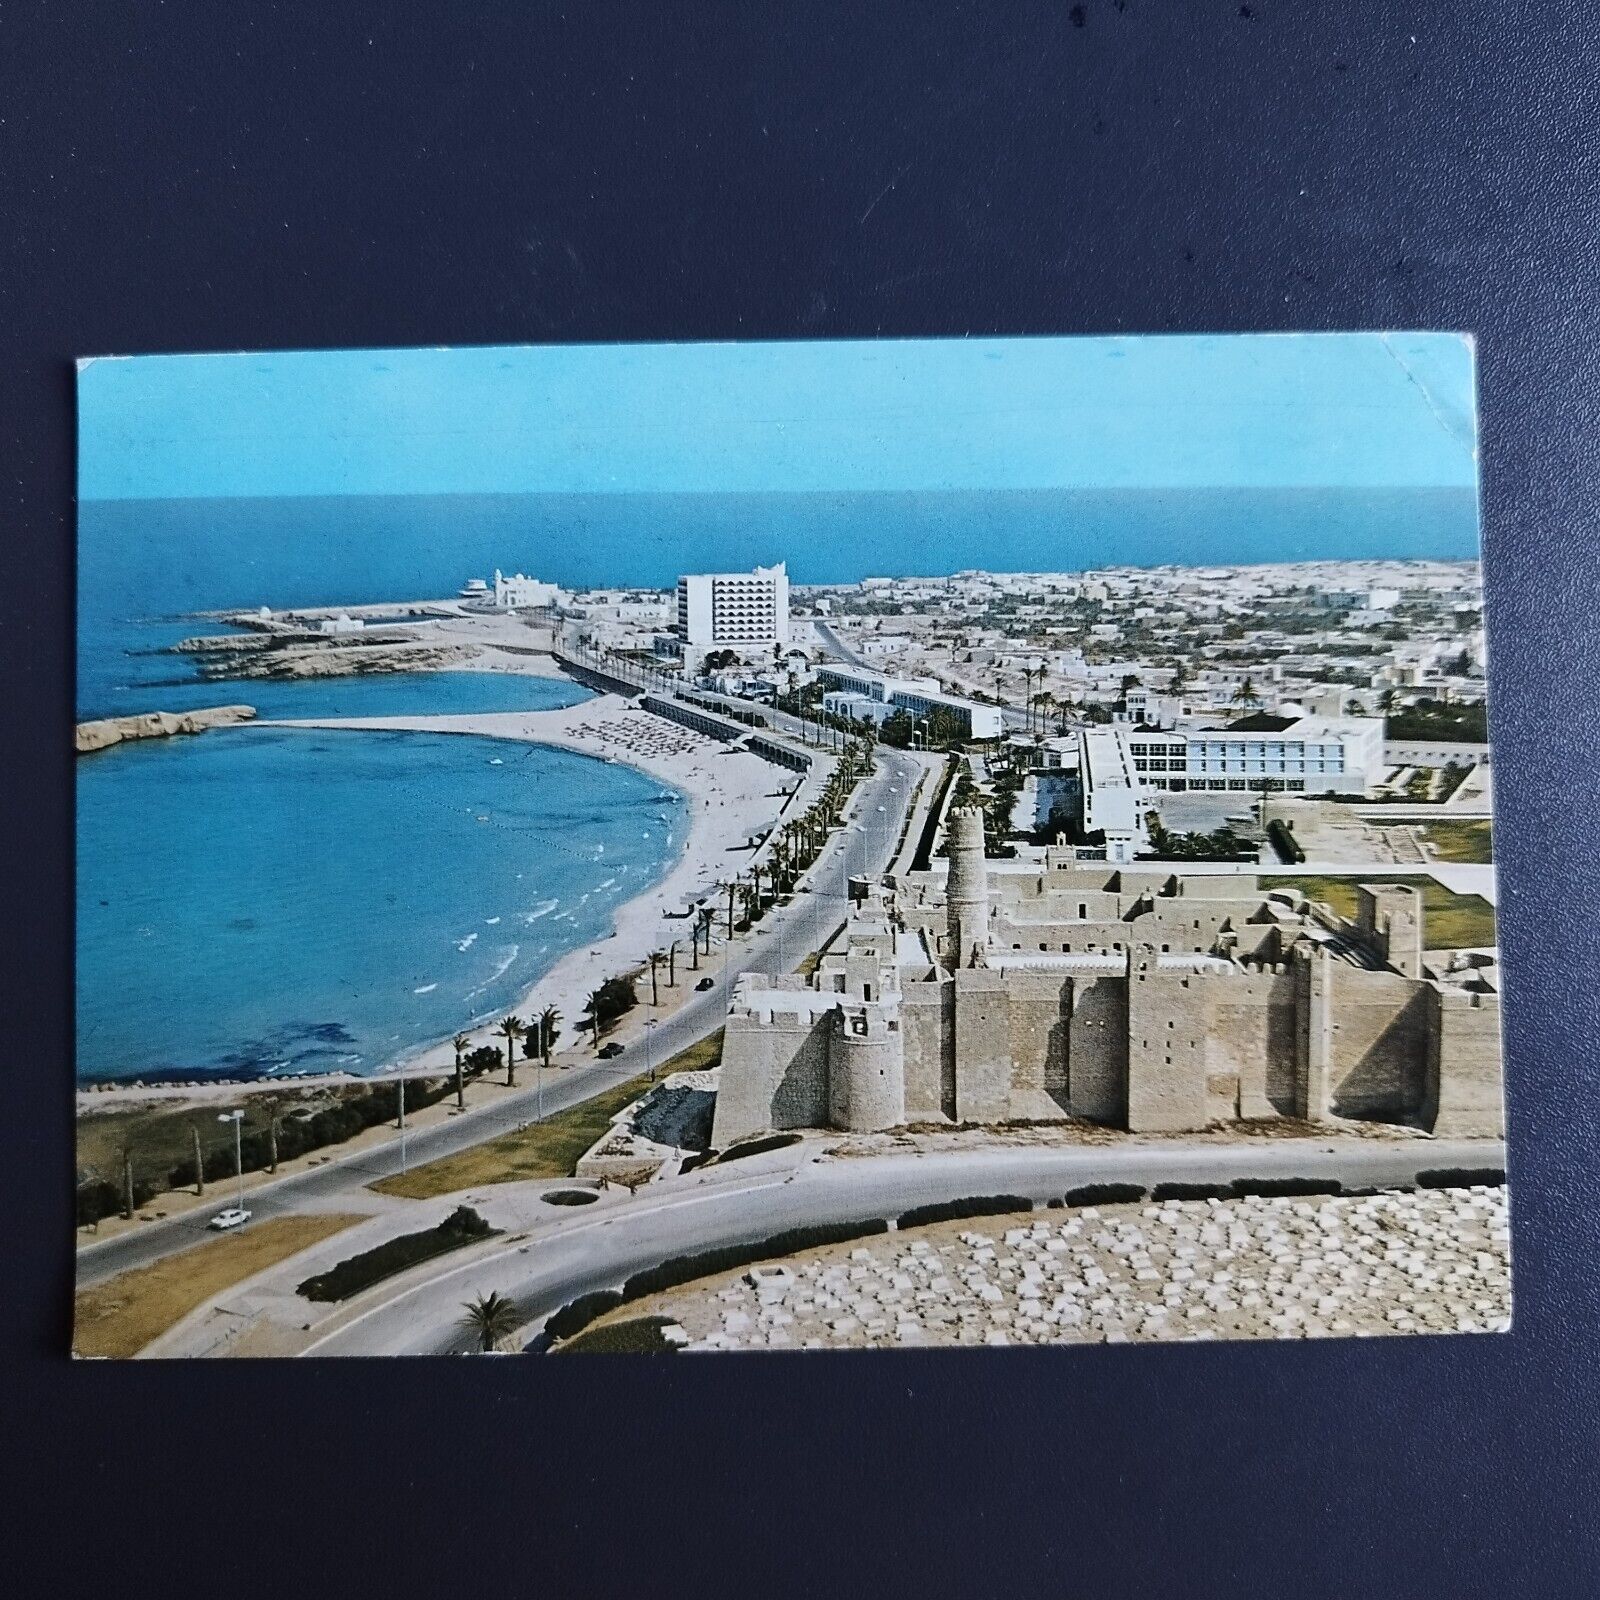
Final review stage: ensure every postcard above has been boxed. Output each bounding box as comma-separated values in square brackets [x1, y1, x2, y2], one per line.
[73, 334, 1507, 1357]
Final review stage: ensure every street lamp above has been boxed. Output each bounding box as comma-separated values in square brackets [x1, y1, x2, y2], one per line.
[216, 1109, 245, 1209]
[645, 1016, 660, 1082]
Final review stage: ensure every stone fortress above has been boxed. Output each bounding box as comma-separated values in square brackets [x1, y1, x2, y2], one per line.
[712, 809, 1504, 1147]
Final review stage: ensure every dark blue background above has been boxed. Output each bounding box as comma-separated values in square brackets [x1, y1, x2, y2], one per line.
[4, 3, 1597, 1594]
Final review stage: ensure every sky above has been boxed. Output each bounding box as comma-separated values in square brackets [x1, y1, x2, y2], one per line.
[77, 333, 1478, 502]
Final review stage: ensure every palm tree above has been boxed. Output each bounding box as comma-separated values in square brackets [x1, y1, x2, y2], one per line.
[498, 1015, 523, 1087]
[452, 1032, 471, 1109]
[585, 987, 604, 1048]
[1233, 676, 1261, 713]
[666, 939, 679, 988]
[460, 1290, 522, 1354]
[538, 1006, 560, 1068]
[647, 949, 662, 1007]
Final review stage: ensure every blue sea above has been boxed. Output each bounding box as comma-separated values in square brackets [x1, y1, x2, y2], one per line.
[75, 515, 690, 1083]
[75, 487, 1480, 1084]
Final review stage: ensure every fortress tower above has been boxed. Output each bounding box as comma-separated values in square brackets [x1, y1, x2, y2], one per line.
[945, 807, 990, 969]
[828, 1003, 906, 1132]
[1358, 883, 1425, 977]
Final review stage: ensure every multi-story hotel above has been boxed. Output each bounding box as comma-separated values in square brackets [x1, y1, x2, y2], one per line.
[675, 563, 790, 649]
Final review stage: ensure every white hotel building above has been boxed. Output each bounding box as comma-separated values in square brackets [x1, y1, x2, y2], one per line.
[676, 563, 790, 650]
[817, 664, 1005, 740]
[1109, 715, 1384, 798]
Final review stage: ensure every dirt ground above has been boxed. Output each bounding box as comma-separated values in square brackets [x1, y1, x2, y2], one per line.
[73, 1213, 364, 1358]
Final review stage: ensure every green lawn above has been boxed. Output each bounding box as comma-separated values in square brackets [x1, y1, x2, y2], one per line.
[369, 1032, 723, 1199]
[1416, 819, 1494, 863]
[1281, 874, 1497, 949]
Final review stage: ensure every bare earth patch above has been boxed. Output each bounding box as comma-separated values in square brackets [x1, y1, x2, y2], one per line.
[73, 1214, 364, 1359]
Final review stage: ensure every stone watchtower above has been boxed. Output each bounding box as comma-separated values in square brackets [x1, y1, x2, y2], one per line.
[1357, 883, 1425, 977]
[828, 1003, 906, 1132]
[945, 806, 990, 969]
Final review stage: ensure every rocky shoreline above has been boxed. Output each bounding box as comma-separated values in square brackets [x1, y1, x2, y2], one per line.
[76, 704, 257, 754]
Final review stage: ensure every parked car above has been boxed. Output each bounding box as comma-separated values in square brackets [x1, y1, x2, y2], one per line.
[695, 976, 715, 991]
[207, 1207, 251, 1231]
[598, 1042, 625, 1059]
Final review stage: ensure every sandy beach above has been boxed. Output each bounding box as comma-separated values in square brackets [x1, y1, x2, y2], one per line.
[253, 690, 798, 1079]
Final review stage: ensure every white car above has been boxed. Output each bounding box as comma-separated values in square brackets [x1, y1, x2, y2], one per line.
[207, 1207, 252, 1231]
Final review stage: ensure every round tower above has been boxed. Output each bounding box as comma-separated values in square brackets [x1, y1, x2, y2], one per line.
[828, 1005, 906, 1131]
[945, 806, 990, 968]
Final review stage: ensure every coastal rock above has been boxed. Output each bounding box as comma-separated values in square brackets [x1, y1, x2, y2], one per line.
[76, 704, 257, 754]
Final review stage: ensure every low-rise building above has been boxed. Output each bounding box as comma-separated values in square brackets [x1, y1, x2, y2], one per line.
[493, 569, 560, 609]
[816, 664, 1004, 739]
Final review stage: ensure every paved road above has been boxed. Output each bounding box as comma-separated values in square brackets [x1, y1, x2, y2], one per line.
[76, 740, 924, 1289]
[300, 1134, 1507, 1357]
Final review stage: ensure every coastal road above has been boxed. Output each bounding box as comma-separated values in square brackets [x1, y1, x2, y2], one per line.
[298, 1134, 1507, 1357]
[75, 741, 925, 1289]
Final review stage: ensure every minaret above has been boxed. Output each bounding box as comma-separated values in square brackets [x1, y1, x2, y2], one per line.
[945, 807, 990, 968]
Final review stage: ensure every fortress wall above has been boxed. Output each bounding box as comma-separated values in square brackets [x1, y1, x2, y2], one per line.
[1175, 875, 1261, 900]
[952, 968, 1015, 1122]
[1066, 974, 1128, 1125]
[1002, 970, 1075, 1120]
[1125, 965, 1213, 1132]
[999, 885, 1130, 921]
[900, 981, 955, 1122]
[990, 908, 1240, 955]
[1428, 989, 1506, 1137]
[712, 1012, 831, 1146]
[1325, 971, 1434, 1123]
[1204, 967, 1300, 1119]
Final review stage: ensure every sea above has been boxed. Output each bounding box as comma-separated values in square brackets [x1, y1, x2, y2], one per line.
[76, 487, 1480, 1085]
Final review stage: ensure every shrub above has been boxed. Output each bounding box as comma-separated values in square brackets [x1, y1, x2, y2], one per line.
[1228, 1177, 1341, 1199]
[1417, 1167, 1506, 1190]
[1151, 1181, 1231, 1202]
[587, 975, 639, 1030]
[1062, 1182, 1146, 1207]
[618, 1218, 890, 1302]
[897, 1194, 1033, 1230]
[298, 1206, 496, 1301]
[543, 1288, 623, 1343]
